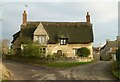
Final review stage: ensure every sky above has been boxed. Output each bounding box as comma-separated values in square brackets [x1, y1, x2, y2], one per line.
[0, 1, 119, 47]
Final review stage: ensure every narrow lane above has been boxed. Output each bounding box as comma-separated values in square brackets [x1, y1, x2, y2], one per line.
[3, 60, 118, 80]
[68, 61, 118, 80]
[3, 60, 67, 80]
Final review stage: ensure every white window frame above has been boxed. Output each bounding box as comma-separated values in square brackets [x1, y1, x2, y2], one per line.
[35, 35, 47, 44]
[73, 48, 78, 56]
[60, 38, 67, 45]
[40, 48, 46, 54]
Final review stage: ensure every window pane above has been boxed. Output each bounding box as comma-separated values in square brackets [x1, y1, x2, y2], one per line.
[63, 39, 66, 44]
[73, 48, 78, 55]
[38, 36, 47, 44]
[43, 36, 45, 43]
[41, 36, 43, 43]
[42, 36, 44, 43]
[35, 36, 38, 41]
[61, 40, 64, 44]
[44, 36, 46, 43]
[60, 39, 67, 45]
[39, 36, 41, 43]
[39, 48, 42, 53]
[43, 48, 46, 54]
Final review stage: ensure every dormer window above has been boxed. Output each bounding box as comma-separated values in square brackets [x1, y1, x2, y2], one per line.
[60, 38, 68, 45]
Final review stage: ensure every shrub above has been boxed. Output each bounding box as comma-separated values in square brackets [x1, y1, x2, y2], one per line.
[21, 42, 42, 58]
[47, 54, 55, 60]
[8, 49, 14, 55]
[76, 47, 90, 57]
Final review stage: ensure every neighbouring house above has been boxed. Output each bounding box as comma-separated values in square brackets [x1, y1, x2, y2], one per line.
[100, 36, 120, 61]
[93, 47, 100, 61]
[11, 11, 94, 61]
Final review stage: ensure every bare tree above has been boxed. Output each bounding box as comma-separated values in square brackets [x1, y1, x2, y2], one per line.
[2, 39, 9, 55]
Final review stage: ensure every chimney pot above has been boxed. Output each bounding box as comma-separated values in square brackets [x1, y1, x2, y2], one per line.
[86, 12, 90, 23]
[87, 12, 89, 15]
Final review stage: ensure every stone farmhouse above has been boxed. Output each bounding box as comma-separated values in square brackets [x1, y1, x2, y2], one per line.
[11, 11, 94, 61]
[100, 36, 120, 61]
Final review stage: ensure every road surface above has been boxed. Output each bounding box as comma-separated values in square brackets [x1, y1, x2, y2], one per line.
[3, 60, 118, 80]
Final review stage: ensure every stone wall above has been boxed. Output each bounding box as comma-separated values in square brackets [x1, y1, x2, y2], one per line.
[46, 43, 93, 61]
[93, 52, 100, 61]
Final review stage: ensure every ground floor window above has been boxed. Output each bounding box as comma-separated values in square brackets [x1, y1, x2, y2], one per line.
[40, 48, 46, 54]
[73, 48, 78, 56]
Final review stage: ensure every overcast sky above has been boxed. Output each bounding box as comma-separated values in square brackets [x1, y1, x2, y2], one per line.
[0, 1, 119, 47]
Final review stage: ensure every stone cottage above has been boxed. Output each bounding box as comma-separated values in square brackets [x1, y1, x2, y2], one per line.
[100, 36, 120, 61]
[11, 11, 94, 61]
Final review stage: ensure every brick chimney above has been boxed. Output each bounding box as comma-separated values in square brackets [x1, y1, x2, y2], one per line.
[86, 12, 90, 23]
[22, 10, 27, 24]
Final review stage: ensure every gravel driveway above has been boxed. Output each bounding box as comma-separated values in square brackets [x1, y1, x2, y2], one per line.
[2, 60, 118, 80]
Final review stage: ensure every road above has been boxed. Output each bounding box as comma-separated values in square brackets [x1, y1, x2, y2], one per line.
[3, 60, 118, 80]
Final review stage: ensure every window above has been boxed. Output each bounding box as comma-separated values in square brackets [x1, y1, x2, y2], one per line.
[35, 35, 47, 44]
[73, 48, 78, 56]
[60, 38, 67, 45]
[43, 48, 46, 54]
[40, 48, 46, 54]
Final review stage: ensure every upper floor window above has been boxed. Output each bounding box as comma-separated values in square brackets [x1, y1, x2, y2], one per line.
[35, 35, 47, 44]
[60, 38, 68, 45]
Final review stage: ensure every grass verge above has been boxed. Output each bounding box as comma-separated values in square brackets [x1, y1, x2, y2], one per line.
[46, 61, 93, 68]
[112, 61, 120, 78]
[5, 55, 93, 68]
[112, 70, 120, 78]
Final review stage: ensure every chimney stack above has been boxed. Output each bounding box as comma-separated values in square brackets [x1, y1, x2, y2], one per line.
[22, 10, 27, 24]
[86, 12, 90, 23]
